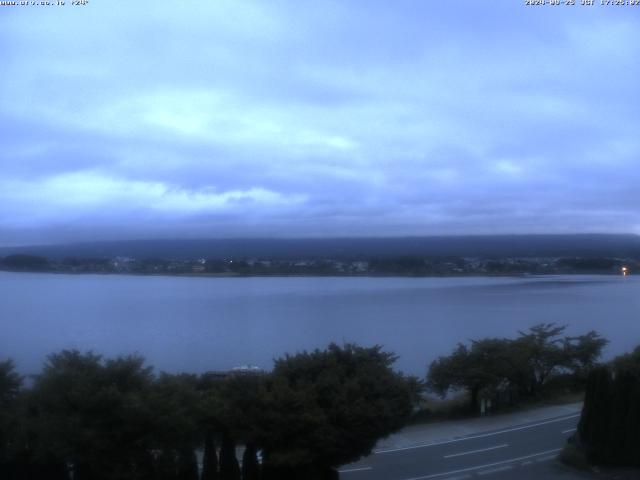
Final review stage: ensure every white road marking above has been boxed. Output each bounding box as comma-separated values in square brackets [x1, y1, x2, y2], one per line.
[338, 466, 373, 473]
[477, 465, 513, 475]
[535, 455, 557, 462]
[441, 475, 471, 480]
[443, 444, 508, 459]
[399, 448, 562, 480]
[562, 427, 577, 434]
[375, 414, 579, 454]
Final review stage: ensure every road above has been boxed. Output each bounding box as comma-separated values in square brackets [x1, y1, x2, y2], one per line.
[339, 412, 585, 480]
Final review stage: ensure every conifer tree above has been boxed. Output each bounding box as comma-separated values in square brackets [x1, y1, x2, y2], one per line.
[156, 450, 178, 480]
[241, 443, 260, 480]
[177, 448, 199, 480]
[219, 432, 240, 480]
[575, 345, 640, 466]
[578, 365, 612, 461]
[201, 430, 219, 480]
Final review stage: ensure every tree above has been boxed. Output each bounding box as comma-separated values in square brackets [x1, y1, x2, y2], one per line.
[254, 344, 413, 477]
[404, 375, 427, 409]
[427, 339, 512, 411]
[241, 443, 260, 480]
[0, 360, 23, 478]
[213, 374, 266, 480]
[0, 359, 22, 407]
[574, 345, 640, 467]
[156, 449, 178, 480]
[149, 373, 203, 479]
[577, 366, 612, 462]
[219, 432, 241, 480]
[607, 346, 640, 466]
[201, 430, 219, 480]
[513, 324, 607, 396]
[1, 254, 49, 271]
[215, 374, 267, 445]
[428, 324, 608, 410]
[28, 350, 156, 480]
[562, 331, 609, 380]
[176, 448, 199, 480]
[513, 323, 567, 396]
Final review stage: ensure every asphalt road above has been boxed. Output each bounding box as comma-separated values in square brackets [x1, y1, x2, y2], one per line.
[339, 412, 583, 480]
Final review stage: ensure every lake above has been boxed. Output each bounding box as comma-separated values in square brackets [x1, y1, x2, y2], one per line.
[1, 272, 638, 376]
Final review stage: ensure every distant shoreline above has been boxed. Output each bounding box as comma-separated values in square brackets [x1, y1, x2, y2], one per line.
[0, 269, 628, 279]
[1, 251, 635, 278]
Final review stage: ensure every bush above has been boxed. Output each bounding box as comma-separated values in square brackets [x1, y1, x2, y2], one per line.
[573, 346, 640, 468]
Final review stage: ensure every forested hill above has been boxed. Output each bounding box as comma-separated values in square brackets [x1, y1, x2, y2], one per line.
[2, 234, 640, 260]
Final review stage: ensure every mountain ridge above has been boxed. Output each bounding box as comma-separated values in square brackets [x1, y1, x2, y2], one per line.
[2, 234, 640, 260]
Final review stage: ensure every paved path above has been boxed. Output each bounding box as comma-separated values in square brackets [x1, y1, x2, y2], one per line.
[339, 403, 594, 480]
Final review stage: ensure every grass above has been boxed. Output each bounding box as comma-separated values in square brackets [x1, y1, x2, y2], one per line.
[559, 443, 590, 471]
[409, 390, 585, 426]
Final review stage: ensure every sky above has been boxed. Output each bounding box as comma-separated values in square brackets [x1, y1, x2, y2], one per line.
[1, 0, 639, 246]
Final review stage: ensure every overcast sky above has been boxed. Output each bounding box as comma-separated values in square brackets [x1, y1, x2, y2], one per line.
[1, 1, 639, 246]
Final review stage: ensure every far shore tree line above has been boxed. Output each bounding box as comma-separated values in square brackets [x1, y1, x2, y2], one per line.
[1, 325, 637, 479]
[1, 253, 637, 277]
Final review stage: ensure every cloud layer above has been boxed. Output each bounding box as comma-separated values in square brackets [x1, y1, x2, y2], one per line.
[1, 1, 639, 245]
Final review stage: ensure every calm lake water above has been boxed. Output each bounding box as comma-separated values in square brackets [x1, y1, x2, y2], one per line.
[1, 272, 638, 376]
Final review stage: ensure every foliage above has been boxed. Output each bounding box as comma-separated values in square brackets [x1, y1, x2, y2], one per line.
[0, 342, 415, 479]
[0, 359, 22, 407]
[26, 350, 156, 479]
[577, 366, 612, 460]
[427, 339, 515, 411]
[219, 433, 241, 480]
[555, 258, 619, 272]
[369, 257, 430, 275]
[149, 373, 202, 450]
[241, 443, 260, 480]
[576, 346, 640, 467]
[213, 373, 268, 443]
[255, 343, 413, 471]
[514, 323, 568, 394]
[0, 254, 50, 271]
[201, 430, 219, 480]
[0, 359, 23, 471]
[176, 448, 199, 480]
[427, 324, 608, 411]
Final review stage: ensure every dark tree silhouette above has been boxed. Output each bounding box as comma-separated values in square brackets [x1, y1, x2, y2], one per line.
[241, 443, 260, 480]
[27, 351, 156, 479]
[428, 324, 608, 411]
[1, 254, 49, 271]
[574, 346, 640, 467]
[177, 448, 199, 480]
[577, 366, 612, 462]
[1, 344, 416, 479]
[0, 360, 23, 479]
[428, 339, 512, 411]
[219, 432, 241, 480]
[255, 343, 413, 477]
[201, 430, 219, 480]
